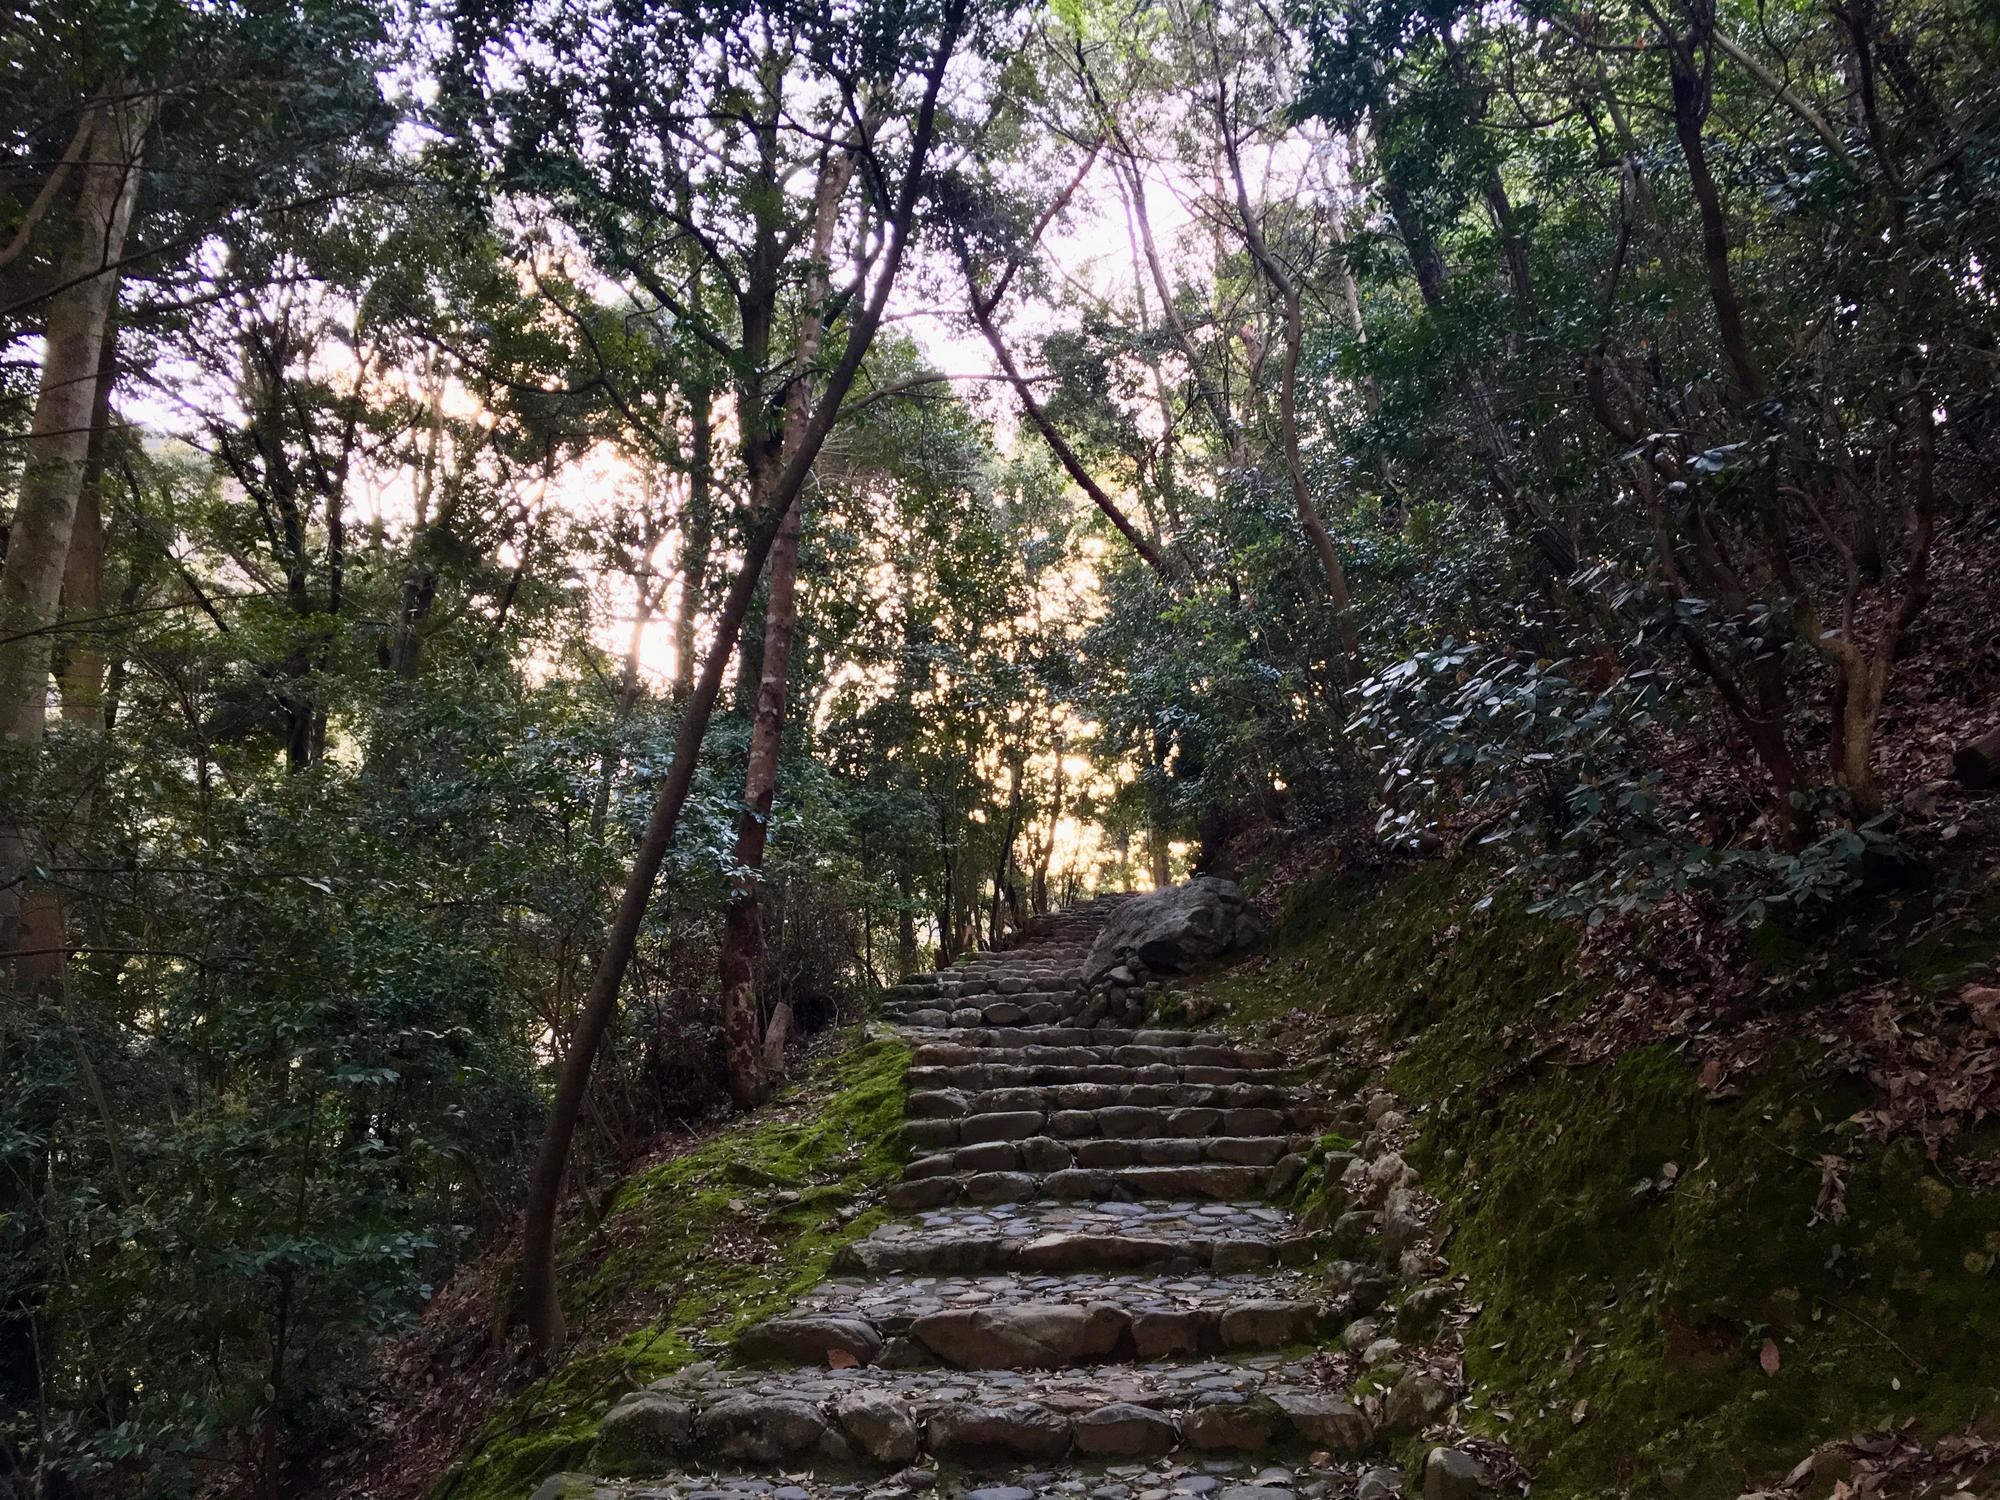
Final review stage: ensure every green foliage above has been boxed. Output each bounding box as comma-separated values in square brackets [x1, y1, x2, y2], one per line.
[1431, 1048, 2000, 1496]
[1186, 859, 2000, 1496]
[1350, 642, 1917, 927]
[439, 1032, 909, 1500]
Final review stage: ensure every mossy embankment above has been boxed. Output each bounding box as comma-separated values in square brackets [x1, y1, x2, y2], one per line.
[1187, 862, 2000, 1497]
[437, 1031, 910, 1500]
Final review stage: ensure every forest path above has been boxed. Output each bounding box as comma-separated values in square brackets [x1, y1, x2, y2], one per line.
[541, 899, 1421, 1500]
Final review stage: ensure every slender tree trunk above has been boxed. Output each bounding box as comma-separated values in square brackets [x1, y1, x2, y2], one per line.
[896, 860, 918, 976]
[0, 99, 147, 979]
[988, 751, 1024, 948]
[1033, 725, 1064, 915]
[14, 329, 119, 993]
[1666, 31, 1768, 401]
[671, 386, 715, 704]
[1220, 132, 1362, 667]
[717, 136, 856, 1109]
[968, 304, 1177, 583]
[718, 497, 802, 1107]
[56, 327, 118, 731]
[513, 0, 967, 1351]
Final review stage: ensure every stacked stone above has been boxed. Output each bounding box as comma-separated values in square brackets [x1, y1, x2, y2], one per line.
[878, 901, 1131, 1031]
[546, 897, 1490, 1500]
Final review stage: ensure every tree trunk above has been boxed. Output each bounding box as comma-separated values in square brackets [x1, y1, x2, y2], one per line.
[514, 0, 966, 1351]
[56, 326, 118, 731]
[718, 497, 802, 1108]
[671, 385, 715, 704]
[0, 98, 147, 978]
[896, 860, 918, 977]
[1219, 125, 1361, 668]
[13, 328, 119, 993]
[1954, 726, 2000, 789]
[715, 135, 856, 1110]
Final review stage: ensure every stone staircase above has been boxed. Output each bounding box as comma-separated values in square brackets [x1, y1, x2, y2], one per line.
[547, 900, 1409, 1500]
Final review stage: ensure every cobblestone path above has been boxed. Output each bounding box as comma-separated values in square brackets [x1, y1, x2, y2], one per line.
[540, 900, 1415, 1500]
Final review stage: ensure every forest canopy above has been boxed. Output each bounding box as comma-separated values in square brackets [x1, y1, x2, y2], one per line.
[2, 0, 1996, 1490]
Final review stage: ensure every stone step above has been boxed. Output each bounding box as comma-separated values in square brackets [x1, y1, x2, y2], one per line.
[907, 1027, 1234, 1050]
[907, 1135, 1303, 1181]
[890, 1001, 1077, 1029]
[910, 1081, 1302, 1115]
[834, 1201, 1318, 1277]
[886, 1162, 1291, 1212]
[906, 1064, 1291, 1094]
[737, 1271, 1335, 1369]
[544, 1454, 1370, 1500]
[902, 1105, 1305, 1153]
[910, 1044, 1287, 1071]
[590, 1357, 1374, 1474]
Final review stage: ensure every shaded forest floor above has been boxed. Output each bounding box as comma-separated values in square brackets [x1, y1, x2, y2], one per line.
[300, 507, 2000, 1500]
[302, 1028, 904, 1500]
[1175, 841, 2000, 1496]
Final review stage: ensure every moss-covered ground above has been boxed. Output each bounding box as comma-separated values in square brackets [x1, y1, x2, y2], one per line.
[1183, 862, 2000, 1497]
[435, 1030, 909, 1500]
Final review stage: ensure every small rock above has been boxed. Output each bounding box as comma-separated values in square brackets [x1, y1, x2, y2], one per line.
[593, 1393, 693, 1471]
[835, 1391, 920, 1466]
[1332, 1211, 1377, 1254]
[1074, 1402, 1179, 1457]
[927, 1401, 1071, 1458]
[1378, 1188, 1426, 1265]
[1356, 1467, 1404, 1500]
[1381, 1371, 1453, 1434]
[1268, 1153, 1309, 1197]
[1421, 1446, 1489, 1500]
[1395, 1284, 1457, 1342]
[694, 1394, 828, 1461]
[1185, 1398, 1280, 1450]
[1219, 1300, 1322, 1349]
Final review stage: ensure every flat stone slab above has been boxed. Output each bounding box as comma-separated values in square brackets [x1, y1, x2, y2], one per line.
[834, 1201, 1318, 1276]
[906, 1065, 1293, 1094]
[548, 1454, 1362, 1500]
[553, 900, 1389, 1500]
[746, 1272, 1332, 1367]
[594, 1358, 1375, 1474]
[793, 1270, 1322, 1322]
[911, 1083, 1302, 1115]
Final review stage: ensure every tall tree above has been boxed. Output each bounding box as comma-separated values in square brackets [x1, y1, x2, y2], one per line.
[445, 0, 987, 1349]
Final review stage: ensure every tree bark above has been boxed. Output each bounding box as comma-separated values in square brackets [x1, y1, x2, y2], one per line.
[717, 129, 858, 1110]
[0, 97, 148, 979]
[1219, 123, 1362, 667]
[13, 328, 120, 993]
[514, 0, 966, 1352]
[1954, 726, 2000, 790]
[671, 384, 715, 704]
[718, 497, 802, 1107]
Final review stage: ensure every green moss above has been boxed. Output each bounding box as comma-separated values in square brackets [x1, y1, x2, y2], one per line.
[1434, 1045, 2000, 1495]
[1184, 860, 2000, 1497]
[437, 1030, 910, 1500]
[1193, 862, 1586, 1083]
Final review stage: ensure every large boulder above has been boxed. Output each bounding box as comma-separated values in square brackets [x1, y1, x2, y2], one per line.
[1082, 877, 1262, 983]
